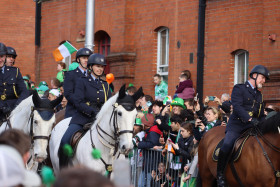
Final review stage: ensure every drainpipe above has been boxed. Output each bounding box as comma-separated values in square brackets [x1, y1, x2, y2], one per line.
[196, 0, 206, 106]
[35, 1, 41, 46]
[85, 0, 95, 51]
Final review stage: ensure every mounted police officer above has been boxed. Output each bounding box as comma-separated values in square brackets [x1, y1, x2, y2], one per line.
[63, 48, 92, 118]
[59, 53, 111, 168]
[6, 47, 17, 67]
[217, 65, 269, 187]
[0, 43, 29, 121]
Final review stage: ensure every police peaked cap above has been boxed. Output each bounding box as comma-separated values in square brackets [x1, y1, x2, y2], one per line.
[0, 43, 7, 56]
[249, 65, 270, 80]
[76, 48, 92, 60]
[87, 53, 107, 67]
[6, 47, 17, 57]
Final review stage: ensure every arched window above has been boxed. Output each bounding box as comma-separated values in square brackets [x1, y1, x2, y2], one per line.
[234, 50, 249, 84]
[157, 27, 169, 82]
[95, 31, 111, 74]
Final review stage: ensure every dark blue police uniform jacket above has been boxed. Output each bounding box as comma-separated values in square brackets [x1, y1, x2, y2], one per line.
[226, 81, 265, 134]
[0, 66, 29, 110]
[63, 67, 85, 118]
[70, 75, 112, 125]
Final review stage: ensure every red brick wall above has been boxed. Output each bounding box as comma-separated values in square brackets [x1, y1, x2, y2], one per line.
[0, 0, 36, 81]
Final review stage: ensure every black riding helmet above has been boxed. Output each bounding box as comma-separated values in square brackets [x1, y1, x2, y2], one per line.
[0, 43, 7, 56]
[249, 65, 270, 80]
[87, 53, 107, 68]
[75, 48, 92, 62]
[6, 47, 17, 58]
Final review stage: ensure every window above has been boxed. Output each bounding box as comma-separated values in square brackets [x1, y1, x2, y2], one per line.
[95, 31, 111, 74]
[234, 50, 249, 84]
[157, 27, 169, 82]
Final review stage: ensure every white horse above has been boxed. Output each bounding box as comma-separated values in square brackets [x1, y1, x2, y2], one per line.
[50, 85, 143, 175]
[0, 92, 62, 170]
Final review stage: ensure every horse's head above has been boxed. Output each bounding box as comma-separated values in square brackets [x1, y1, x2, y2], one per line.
[113, 85, 143, 154]
[31, 91, 63, 162]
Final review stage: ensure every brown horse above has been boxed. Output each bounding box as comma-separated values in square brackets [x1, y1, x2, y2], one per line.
[198, 112, 280, 187]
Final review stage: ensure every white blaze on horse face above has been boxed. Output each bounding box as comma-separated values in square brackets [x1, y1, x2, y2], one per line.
[117, 105, 137, 154]
[32, 110, 55, 162]
[278, 126, 280, 134]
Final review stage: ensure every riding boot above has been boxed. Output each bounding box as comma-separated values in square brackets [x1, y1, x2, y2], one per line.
[58, 148, 70, 169]
[217, 149, 230, 187]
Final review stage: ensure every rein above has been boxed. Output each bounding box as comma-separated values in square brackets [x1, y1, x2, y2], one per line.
[90, 102, 133, 176]
[230, 127, 280, 187]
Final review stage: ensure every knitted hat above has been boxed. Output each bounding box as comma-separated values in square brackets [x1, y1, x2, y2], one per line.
[171, 97, 186, 109]
[141, 113, 154, 128]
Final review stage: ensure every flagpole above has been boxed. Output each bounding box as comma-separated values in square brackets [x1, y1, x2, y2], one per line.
[85, 0, 95, 51]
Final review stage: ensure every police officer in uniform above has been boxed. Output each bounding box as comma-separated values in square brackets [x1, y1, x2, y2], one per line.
[217, 65, 269, 187]
[6, 47, 17, 67]
[0, 43, 29, 120]
[63, 48, 92, 118]
[59, 53, 111, 168]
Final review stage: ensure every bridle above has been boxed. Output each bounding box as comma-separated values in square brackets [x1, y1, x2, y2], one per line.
[94, 102, 134, 156]
[28, 106, 55, 144]
[90, 102, 134, 177]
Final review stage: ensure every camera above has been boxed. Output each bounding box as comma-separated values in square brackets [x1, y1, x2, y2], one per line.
[198, 115, 208, 126]
[222, 116, 227, 122]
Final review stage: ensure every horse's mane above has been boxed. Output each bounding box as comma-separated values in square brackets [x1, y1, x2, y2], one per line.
[10, 95, 33, 117]
[258, 112, 280, 134]
[93, 92, 119, 127]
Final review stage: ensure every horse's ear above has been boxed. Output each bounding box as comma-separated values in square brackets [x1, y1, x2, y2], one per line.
[50, 95, 63, 109]
[118, 84, 126, 100]
[132, 87, 144, 102]
[32, 90, 41, 107]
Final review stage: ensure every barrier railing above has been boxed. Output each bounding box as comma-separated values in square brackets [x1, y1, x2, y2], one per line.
[130, 148, 182, 187]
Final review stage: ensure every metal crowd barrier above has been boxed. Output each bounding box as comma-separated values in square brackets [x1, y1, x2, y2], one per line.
[130, 148, 182, 187]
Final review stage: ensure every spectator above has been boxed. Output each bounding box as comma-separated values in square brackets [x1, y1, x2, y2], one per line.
[153, 100, 170, 133]
[68, 61, 79, 71]
[153, 74, 168, 101]
[57, 62, 66, 83]
[184, 98, 195, 111]
[151, 162, 168, 187]
[54, 166, 115, 187]
[170, 97, 186, 115]
[174, 73, 195, 100]
[264, 104, 279, 119]
[51, 77, 61, 89]
[0, 129, 31, 165]
[126, 85, 137, 96]
[0, 145, 41, 187]
[48, 89, 60, 101]
[59, 82, 64, 95]
[139, 95, 153, 114]
[30, 81, 35, 90]
[220, 100, 232, 124]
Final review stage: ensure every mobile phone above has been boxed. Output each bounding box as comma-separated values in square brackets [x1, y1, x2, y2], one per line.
[222, 116, 227, 122]
[208, 96, 215, 101]
[194, 93, 198, 102]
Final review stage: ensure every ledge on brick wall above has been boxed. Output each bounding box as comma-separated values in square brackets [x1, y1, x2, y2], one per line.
[268, 69, 280, 82]
[263, 69, 280, 104]
[106, 52, 136, 79]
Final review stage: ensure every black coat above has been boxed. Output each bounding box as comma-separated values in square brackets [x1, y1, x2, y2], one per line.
[226, 81, 265, 134]
[0, 66, 28, 110]
[63, 67, 86, 118]
[70, 75, 111, 125]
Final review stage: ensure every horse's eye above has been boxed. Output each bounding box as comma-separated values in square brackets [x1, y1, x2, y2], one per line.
[118, 112, 122, 116]
[34, 120, 38, 124]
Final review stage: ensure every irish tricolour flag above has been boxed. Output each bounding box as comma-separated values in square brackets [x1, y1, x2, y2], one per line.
[52, 41, 77, 61]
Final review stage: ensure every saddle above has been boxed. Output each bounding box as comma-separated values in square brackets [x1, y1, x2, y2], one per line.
[212, 128, 256, 162]
[70, 123, 92, 155]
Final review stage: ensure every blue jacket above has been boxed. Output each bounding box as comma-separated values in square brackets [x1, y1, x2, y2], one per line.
[70, 75, 111, 125]
[63, 67, 86, 118]
[0, 66, 29, 110]
[226, 81, 265, 134]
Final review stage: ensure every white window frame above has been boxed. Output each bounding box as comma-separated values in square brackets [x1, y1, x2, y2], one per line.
[157, 27, 169, 79]
[234, 50, 249, 85]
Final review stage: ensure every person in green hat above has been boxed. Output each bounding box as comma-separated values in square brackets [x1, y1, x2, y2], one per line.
[133, 118, 143, 137]
[38, 81, 48, 87]
[56, 62, 66, 83]
[171, 97, 186, 115]
[22, 76, 31, 90]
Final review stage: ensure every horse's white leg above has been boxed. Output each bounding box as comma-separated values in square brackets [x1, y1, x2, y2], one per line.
[49, 118, 71, 175]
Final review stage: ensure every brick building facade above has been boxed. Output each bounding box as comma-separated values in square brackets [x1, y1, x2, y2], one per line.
[1, 0, 280, 105]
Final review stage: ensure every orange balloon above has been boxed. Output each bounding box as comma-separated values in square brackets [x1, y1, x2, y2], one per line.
[106, 73, 115, 84]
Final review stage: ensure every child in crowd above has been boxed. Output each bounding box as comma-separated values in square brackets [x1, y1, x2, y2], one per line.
[151, 162, 168, 187]
[174, 73, 195, 100]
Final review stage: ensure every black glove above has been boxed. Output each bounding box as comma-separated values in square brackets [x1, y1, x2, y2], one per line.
[250, 118, 259, 126]
[1, 106, 11, 115]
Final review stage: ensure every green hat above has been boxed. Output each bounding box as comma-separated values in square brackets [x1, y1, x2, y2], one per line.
[36, 85, 49, 92]
[134, 118, 142, 126]
[128, 83, 134, 87]
[69, 62, 79, 71]
[171, 97, 186, 109]
[39, 81, 48, 87]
